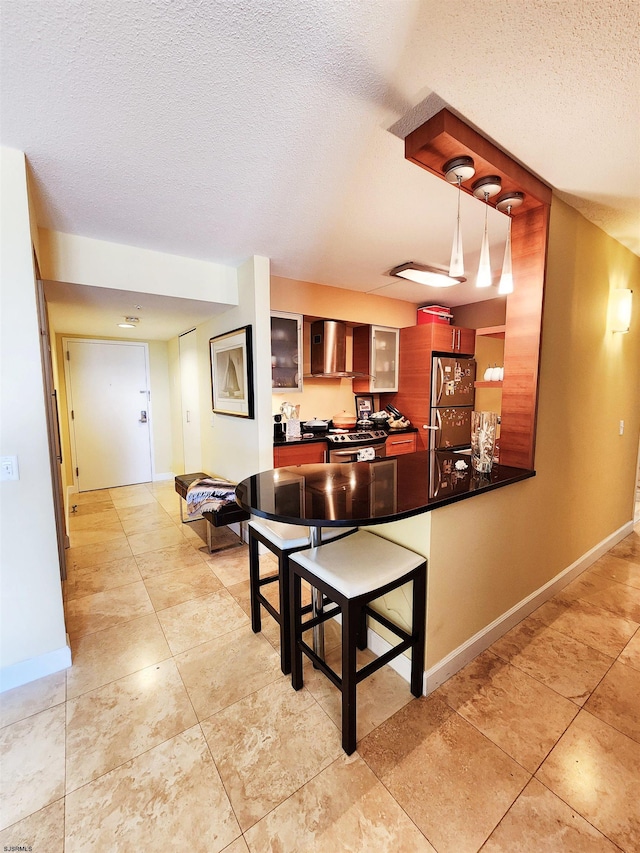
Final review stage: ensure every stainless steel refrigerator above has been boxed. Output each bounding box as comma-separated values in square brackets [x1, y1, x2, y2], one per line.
[430, 355, 476, 450]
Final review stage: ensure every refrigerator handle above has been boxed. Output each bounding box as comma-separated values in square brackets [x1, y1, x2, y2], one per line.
[430, 409, 442, 451]
[435, 359, 444, 404]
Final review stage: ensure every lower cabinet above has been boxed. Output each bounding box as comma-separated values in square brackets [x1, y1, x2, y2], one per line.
[385, 433, 417, 456]
[273, 442, 327, 467]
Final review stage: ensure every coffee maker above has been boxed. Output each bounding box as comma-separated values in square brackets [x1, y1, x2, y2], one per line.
[273, 414, 285, 441]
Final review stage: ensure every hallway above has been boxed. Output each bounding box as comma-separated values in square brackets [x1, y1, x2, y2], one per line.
[1, 480, 639, 851]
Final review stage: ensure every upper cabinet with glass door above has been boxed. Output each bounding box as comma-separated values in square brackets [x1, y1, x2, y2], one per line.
[271, 311, 303, 392]
[352, 325, 399, 393]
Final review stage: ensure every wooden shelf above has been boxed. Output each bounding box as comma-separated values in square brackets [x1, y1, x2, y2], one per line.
[475, 380, 503, 388]
[476, 325, 506, 339]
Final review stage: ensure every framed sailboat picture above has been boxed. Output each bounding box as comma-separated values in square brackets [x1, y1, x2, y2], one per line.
[209, 325, 255, 418]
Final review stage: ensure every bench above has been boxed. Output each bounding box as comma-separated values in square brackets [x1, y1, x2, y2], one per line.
[174, 472, 249, 553]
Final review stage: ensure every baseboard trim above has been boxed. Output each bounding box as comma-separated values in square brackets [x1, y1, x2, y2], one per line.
[367, 520, 633, 696]
[1, 636, 72, 693]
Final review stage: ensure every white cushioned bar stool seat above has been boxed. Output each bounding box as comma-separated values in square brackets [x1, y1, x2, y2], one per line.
[248, 517, 355, 675]
[289, 529, 426, 755]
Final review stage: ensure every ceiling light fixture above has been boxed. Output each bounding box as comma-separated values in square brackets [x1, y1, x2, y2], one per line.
[472, 176, 502, 288]
[443, 156, 475, 278]
[496, 192, 524, 295]
[118, 316, 140, 328]
[390, 262, 466, 288]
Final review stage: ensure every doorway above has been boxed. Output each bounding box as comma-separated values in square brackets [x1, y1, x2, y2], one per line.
[63, 338, 153, 491]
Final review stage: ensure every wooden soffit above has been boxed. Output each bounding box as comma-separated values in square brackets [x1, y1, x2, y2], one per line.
[405, 109, 552, 214]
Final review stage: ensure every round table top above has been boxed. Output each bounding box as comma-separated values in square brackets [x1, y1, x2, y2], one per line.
[235, 450, 533, 528]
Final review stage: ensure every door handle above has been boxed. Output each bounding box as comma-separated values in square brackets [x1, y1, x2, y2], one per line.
[139, 410, 147, 423]
[186, 410, 191, 423]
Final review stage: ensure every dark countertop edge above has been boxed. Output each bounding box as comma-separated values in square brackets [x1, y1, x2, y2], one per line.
[273, 426, 418, 447]
[236, 466, 536, 527]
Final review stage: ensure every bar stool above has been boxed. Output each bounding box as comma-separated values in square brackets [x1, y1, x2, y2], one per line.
[248, 518, 355, 674]
[289, 530, 426, 755]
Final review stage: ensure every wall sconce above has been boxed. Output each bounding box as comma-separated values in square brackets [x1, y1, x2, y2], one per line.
[609, 289, 633, 333]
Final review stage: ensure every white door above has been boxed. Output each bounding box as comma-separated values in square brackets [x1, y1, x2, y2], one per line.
[65, 339, 153, 491]
[179, 329, 202, 473]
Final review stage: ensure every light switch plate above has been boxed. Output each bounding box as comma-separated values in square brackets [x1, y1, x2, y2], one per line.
[1, 455, 19, 481]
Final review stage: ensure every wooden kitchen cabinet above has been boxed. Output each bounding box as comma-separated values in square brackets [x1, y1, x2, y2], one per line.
[385, 432, 417, 456]
[274, 442, 326, 468]
[429, 323, 475, 355]
[271, 311, 303, 392]
[352, 324, 399, 393]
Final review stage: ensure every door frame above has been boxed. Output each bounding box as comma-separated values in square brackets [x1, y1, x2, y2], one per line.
[62, 337, 155, 492]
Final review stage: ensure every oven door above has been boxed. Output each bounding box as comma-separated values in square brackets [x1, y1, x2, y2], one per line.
[328, 440, 387, 463]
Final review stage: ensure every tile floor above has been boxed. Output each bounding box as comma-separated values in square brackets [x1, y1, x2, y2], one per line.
[1, 480, 639, 852]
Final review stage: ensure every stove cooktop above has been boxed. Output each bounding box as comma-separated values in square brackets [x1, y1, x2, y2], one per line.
[325, 430, 387, 444]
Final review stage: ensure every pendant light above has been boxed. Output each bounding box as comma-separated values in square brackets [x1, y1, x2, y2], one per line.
[443, 156, 475, 277]
[496, 192, 524, 295]
[472, 176, 502, 289]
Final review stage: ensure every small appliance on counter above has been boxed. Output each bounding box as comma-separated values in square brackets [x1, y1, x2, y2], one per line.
[279, 401, 301, 439]
[273, 414, 286, 441]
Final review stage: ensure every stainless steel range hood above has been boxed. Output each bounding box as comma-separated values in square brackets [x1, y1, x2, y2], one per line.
[308, 319, 367, 379]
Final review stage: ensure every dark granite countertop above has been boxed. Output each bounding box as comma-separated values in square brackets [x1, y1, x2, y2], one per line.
[237, 450, 535, 528]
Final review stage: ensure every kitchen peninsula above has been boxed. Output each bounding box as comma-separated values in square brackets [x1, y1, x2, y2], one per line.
[237, 451, 534, 531]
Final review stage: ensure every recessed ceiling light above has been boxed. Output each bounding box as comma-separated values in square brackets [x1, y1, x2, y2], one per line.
[389, 262, 465, 288]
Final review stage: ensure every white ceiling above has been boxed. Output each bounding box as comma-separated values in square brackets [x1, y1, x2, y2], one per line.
[2, 1, 639, 339]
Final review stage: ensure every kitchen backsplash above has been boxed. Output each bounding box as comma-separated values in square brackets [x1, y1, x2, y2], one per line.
[272, 376, 357, 421]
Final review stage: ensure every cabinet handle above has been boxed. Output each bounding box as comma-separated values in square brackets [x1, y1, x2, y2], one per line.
[456, 329, 461, 350]
[451, 328, 456, 349]
[390, 439, 413, 445]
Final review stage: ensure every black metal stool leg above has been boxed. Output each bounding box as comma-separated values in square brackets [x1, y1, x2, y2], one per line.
[342, 601, 358, 755]
[279, 553, 292, 675]
[356, 607, 368, 651]
[411, 566, 426, 697]
[248, 529, 261, 634]
[290, 571, 304, 691]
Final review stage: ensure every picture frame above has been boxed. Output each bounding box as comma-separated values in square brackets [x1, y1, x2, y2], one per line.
[354, 394, 374, 419]
[210, 325, 255, 418]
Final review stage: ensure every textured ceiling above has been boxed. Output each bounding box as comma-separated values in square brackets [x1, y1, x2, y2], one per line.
[1, 0, 639, 336]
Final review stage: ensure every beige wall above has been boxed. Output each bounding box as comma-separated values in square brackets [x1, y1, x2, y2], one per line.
[167, 336, 184, 475]
[388, 197, 640, 669]
[168, 256, 273, 485]
[0, 148, 67, 681]
[39, 229, 238, 304]
[270, 275, 418, 421]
